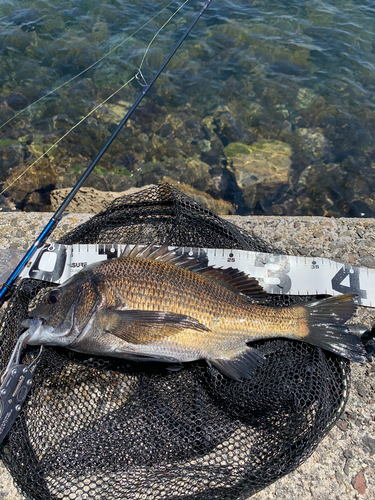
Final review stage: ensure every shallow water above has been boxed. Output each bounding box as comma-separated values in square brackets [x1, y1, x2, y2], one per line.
[0, 0, 374, 216]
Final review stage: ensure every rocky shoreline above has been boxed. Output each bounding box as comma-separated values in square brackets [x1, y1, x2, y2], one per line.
[0, 209, 374, 500]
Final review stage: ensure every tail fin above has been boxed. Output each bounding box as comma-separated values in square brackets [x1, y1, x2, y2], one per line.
[296, 294, 367, 363]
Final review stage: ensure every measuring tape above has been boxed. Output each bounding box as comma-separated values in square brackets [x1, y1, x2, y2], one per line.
[16, 243, 375, 307]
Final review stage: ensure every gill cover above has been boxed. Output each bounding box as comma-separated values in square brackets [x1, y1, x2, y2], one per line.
[25, 267, 101, 347]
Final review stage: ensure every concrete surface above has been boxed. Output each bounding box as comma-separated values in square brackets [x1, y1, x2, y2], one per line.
[0, 212, 374, 500]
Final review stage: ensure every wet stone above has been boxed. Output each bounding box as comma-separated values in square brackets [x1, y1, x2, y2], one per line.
[211, 108, 255, 146]
[6, 92, 29, 111]
[224, 140, 292, 211]
[4, 157, 57, 209]
[0, 143, 24, 181]
[0, 194, 17, 212]
[224, 140, 292, 186]
[296, 127, 334, 163]
[296, 87, 318, 110]
[0, 102, 15, 123]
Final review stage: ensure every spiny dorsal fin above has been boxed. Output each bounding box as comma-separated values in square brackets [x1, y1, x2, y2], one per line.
[120, 243, 206, 270]
[120, 243, 266, 300]
[196, 267, 266, 300]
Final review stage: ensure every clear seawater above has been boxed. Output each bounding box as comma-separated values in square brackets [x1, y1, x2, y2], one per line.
[0, 0, 374, 215]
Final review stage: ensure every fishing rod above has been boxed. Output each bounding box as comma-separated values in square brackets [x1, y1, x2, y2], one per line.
[0, 0, 212, 308]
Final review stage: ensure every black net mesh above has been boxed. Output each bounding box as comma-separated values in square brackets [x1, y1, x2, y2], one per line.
[0, 183, 350, 500]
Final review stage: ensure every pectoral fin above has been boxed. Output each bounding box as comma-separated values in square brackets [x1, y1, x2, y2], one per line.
[103, 309, 210, 344]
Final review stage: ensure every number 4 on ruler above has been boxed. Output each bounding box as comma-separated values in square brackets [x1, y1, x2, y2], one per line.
[331, 265, 367, 303]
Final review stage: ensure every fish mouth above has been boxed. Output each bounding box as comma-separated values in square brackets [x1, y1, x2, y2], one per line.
[21, 317, 47, 346]
[21, 318, 32, 329]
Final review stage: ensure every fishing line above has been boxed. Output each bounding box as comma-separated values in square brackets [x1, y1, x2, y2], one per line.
[0, 76, 136, 197]
[0, 0, 191, 197]
[0, 0, 186, 131]
[0, 0, 213, 308]
[138, 0, 190, 72]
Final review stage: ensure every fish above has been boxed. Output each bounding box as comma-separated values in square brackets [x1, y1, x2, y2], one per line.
[22, 244, 367, 381]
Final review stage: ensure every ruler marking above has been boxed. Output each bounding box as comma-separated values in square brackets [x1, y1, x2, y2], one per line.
[17, 244, 375, 307]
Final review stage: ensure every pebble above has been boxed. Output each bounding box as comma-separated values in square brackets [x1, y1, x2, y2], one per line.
[351, 471, 367, 495]
[337, 420, 348, 432]
[344, 459, 352, 476]
[1, 209, 374, 500]
[356, 382, 368, 398]
[359, 255, 375, 267]
[362, 436, 375, 456]
[335, 470, 344, 486]
[311, 249, 324, 257]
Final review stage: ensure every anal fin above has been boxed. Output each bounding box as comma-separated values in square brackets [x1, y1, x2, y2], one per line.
[210, 347, 265, 381]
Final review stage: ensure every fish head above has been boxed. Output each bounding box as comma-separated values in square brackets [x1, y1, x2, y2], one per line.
[22, 270, 101, 347]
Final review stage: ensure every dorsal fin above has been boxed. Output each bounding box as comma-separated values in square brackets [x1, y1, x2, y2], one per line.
[120, 243, 266, 300]
[195, 267, 266, 300]
[120, 243, 206, 270]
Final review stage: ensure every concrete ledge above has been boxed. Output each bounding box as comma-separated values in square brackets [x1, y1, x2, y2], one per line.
[0, 213, 374, 500]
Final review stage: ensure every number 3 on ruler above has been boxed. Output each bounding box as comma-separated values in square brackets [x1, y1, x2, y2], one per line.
[254, 254, 292, 294]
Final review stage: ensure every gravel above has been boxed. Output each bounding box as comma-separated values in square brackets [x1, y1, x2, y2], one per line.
[0, 212, 374, 500]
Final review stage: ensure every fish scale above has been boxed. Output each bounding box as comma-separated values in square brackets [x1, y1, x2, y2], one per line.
[22, 245, 367, 381]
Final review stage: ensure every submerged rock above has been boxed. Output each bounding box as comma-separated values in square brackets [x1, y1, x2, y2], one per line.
[296, 127, 334, 163]
[210, 106, 255, 146]
[4, 157, 57, 211]
[50, 183, 236, 215]
[224, 140, 292, 211]
[160, 178, 236, 215]
[296, 87, 318, 110]
[0, 102, 15, 124]
[0, 142, 24, 181]
[6, 92, 29, 111]
[136, 157, 216, 196]
[50, 185, 156, 213]
[288, 159, 375, 217]
[0, 194, 17, 212]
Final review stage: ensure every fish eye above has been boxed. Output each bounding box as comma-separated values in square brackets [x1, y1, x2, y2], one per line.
[47, 289, 61, 304]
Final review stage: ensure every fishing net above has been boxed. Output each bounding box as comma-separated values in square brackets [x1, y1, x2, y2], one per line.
[0, 183, 351, 500]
